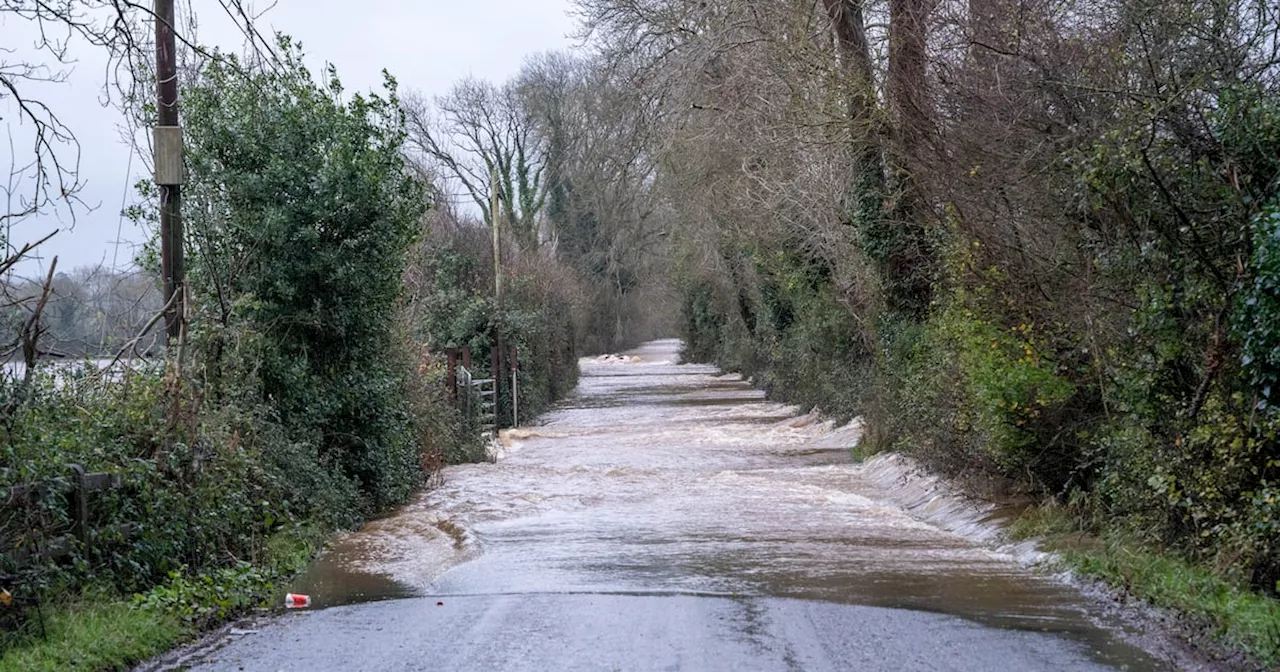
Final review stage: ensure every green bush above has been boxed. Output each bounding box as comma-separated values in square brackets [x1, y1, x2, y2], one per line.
[1237, 202, 1280, 414]
[181, 39, 425, 514]
[675, 244, 873, 421]
[938, 304, 1075, 474]
[0, 368, 306, 646]
[678, 280, 725, 364]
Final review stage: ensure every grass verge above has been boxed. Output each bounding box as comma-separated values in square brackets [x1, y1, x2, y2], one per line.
[0, 598, 188, 671]
[0, 526, 323, 671]
[1010, 504, 1280, 668]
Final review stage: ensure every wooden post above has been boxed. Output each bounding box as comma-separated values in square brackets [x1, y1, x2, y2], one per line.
[154, 0, 185, 345]
[446, 348, 458, 403]
[490, 168, 503, 303]
[491, 340, 502, 418]
[510, 345, 518, 427]
[489, 169, 504, 420]
[459, 348, 473, 417]
[68, 464, 88, 546]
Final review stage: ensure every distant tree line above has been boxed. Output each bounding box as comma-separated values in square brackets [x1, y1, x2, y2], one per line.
[405, 51, 677, 354]
[1, 265, 161, 360]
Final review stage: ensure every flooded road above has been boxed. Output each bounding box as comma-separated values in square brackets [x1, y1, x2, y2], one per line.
[189, 339, 1177, 671]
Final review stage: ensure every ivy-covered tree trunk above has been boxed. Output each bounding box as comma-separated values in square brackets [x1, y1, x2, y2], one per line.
[885, 0, 937, 317]
[823, 0, 885, 242]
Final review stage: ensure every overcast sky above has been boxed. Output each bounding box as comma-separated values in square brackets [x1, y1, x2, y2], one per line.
[2, 0, 577, 277]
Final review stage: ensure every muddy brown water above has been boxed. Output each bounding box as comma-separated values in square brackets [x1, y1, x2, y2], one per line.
[289, 339, 1170, 670]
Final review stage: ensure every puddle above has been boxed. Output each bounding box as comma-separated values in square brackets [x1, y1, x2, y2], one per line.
[289, 338, 1171, 670]
[287, 507, 476, 607]
[288, 556, 413, 609]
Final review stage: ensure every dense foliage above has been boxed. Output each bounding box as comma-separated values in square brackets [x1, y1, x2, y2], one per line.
[403, 213, 582, 431]
[181, 43, 425, 517]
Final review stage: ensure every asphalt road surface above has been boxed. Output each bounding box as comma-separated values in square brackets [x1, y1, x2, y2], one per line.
[177, 340, 1177, 672]
[187, 593, 1145, 671]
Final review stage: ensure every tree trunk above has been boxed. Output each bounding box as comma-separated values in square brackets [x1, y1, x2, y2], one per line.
[822, 0, 885, 234]
[885, 0, 936, 315]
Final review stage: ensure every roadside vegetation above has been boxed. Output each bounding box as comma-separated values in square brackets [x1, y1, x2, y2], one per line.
[3, 40, 440, 668]
[1011, 504, 1280, 665]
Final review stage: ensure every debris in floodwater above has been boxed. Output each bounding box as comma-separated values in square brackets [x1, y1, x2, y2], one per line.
[595, 353, 641, 364]
[284, 593, 311, 609]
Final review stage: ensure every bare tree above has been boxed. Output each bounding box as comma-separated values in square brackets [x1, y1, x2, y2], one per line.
[404, 78, 548, 246]
[524, 51, 673, 346]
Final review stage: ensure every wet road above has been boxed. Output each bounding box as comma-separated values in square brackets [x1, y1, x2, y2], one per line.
[185, 340, 1172, 671]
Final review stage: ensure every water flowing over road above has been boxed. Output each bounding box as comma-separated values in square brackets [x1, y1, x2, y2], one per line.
[182, 340, 1182, 671]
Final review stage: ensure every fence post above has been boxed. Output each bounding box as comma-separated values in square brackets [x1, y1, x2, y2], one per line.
[67, 464, 88, 547]
[510, 345, 519, 427]
[491, 339, 502, 421]
[446, 348, 458, 403]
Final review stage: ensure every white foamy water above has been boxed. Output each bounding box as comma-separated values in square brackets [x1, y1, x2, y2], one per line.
[3, 358, 156, 387]
[291, 339, 1166, 669]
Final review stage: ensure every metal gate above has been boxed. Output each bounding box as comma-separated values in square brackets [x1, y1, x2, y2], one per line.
[456, 365, 497, 443]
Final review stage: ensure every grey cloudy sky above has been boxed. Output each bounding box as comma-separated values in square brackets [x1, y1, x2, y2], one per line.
[3, 0, 577, 276]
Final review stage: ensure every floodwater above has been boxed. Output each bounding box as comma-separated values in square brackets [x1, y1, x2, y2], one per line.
[289, 339, 1169, 670]
[2, 358, 151, 386]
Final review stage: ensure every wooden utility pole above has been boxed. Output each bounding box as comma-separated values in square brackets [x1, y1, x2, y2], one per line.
[154, 0, 185, 344]
[490, 169, 503, 302]
[489, 171, 504, 415]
